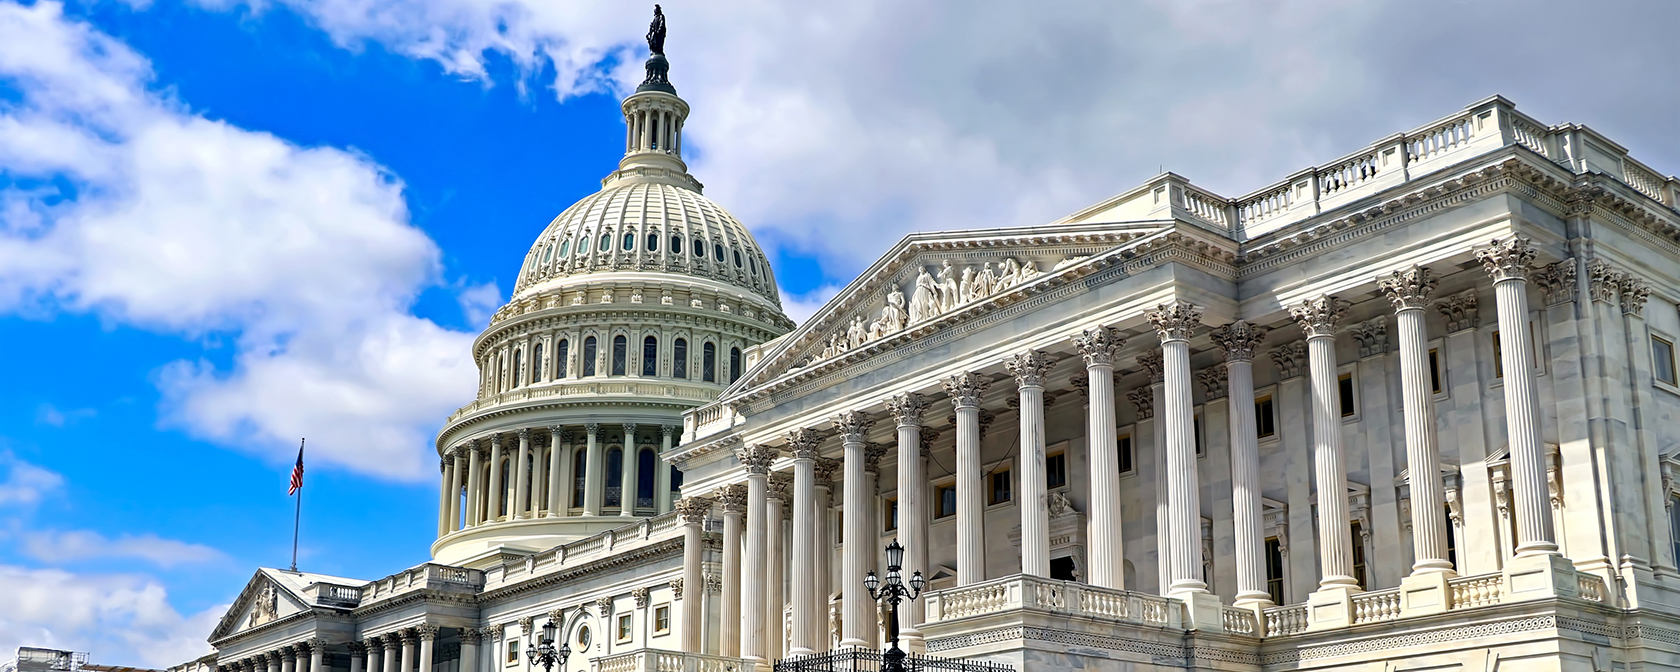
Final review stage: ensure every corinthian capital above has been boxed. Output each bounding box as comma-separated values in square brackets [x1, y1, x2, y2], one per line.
[1289, 295, 1350, 338]
[1145, 300, 1203, 343]
[737, 444, 779, 474]
[813, 457, 841, 484]
[943, 372, 991, 410]
[1475, 236, 1537, 282]
[1074, 326, 1125, 367]
[1620, 274, 1651, 316]
[832, 410, 873, 442]
[1378, 266, 1438, 311]
[674, 496, 712, 524]
[886, 392, 928, 428]
[786, 428, 821, 460]
[1136, 352, 1164, 383]
[1004, 350, 1053, 389]
[715, 483, 748, 513]
[1210, 321, 1267, 363]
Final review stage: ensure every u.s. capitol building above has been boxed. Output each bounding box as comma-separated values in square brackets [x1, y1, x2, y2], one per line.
[182, 11, 1680, 672]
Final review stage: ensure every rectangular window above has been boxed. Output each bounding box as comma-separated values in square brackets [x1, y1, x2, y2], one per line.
[935, 485, 957, 519]
[654, 605, 671, 634]
[836, 511, 844, 545]
[1265, 537, 1285, 605]
[1046, 452, 1067, 489]
[989, 470, 1012, 505]
[1338, 373, 1356, 417]
[617, 613, 633, 641]
[1193, 413, 1204, 455]
[1445, 506, 1458, 571]
[1255, 396, 1276, 439]
[1670, 494, 1680, 566]
[506, 641, 520, 665]
[1350, 522, 1367, 590]
[1117, 434, 1134, 474]
[1428, 347, 1443, 394]
[1655, 336, 1678, 386]
[885, 497, 898, 532]
[1492, 331, 1504, 379]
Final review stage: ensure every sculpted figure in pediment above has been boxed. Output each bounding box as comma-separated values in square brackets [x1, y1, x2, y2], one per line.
[937, 260, 960, 312]
[870, 286, 906, 338]
[847, 315, 867, 348]
[976, 262, 998, 297]
[909, 269, 940, 323]
[958, 267, 975, 304]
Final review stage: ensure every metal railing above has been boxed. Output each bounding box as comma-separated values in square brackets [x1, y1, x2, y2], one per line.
[774, 650, 1011, 672]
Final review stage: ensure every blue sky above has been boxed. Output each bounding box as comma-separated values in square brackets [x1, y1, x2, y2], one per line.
[0, 0, 1675, 665]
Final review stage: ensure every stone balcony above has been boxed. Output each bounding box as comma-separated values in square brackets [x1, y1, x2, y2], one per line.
[591, 649, 744, 672]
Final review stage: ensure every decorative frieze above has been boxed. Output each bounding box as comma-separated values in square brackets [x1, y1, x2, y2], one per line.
[1211, 321, 1267, 363]
[670, 577, 684, 600]
[768, 472, 792, 503]
[737, 444, 779, 474]
[813, 457, 841, 484]
[631, 587, 650, 608]
[786, 427, 821, 460]
[1588, 260, 1621, 303]
[596, 596, 615, 615]
[1197, 368, 1228, 401]
[715, 484, 747, 514]
[918, 428, 940, 458]
[1350, 318, 1388, 358]
[1436, 290, 1479, 332]
[518, 616, 534, 636]
[1269, 342, 1308, 379]
[864, 443, 887, 474]
[1620, 274, 1651, 316]
[832, 410, 873, 441]
[674, 496, 712, 525]
[1068, 372, 1089, 404]
[1136, 352, 1164, 383]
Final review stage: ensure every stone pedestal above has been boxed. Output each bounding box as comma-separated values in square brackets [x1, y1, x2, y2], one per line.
[1178, 591, 1227, 632]
[1398, 570, 1452, 617]
[1305, 585, 1360, 632]
[1502, 552, 1579, 602]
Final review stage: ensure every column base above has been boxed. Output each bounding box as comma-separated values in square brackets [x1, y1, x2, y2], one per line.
[1398, 571, 1453, 617]
[1172, 590, 1227, 632]
[1503, 552, 1578, 602]
[741, 655, 768, 672]
[1304, 584, 1361, 632]
[899, 630, 926, 654]
[1232, 590, 1274, 612]
[786, 647, 816, 658]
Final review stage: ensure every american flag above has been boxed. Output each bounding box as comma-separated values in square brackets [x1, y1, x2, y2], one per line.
[288, 444, 305, 496]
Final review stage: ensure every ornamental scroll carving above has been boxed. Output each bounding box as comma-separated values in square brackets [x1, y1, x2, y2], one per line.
[1196, 367, 1227, 401]
[1350, 318, 1388, 358]
[1269, 342, 1307, 379]
[1126, 387, 1154, 420]
[1436, 290, 1479, 332]
[1529, 259, 1577, 306]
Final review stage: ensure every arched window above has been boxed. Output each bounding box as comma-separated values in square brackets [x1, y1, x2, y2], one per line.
[611, 335, 627, 375]
[512, 349, 524, 387]
[730, 346, 742, 382]
[579, 236, 590, 254]
[532, 343, 544, 382]
[714, 243, 726, 262]
[637, 448, 656, 511]
[647, 234, 659, 252]
[673, 338, 688, 379]
[606, 448, 624, 508]
[542, 244, 553, 263]
[556, 339, 569, 377]
[693, 237, 704, 258]
[643, 336, 658, 376]
[572, 448, 587, 508]
[750, 256, 758, 275]
[733, 249, 743, 268]
[582, 336, 597, 377]
[623, 232, 635, 251]
[559, 239, 570, 256]
[671, 235, 683, 255]
[702, 342, 717, 382]
[599, 233, 611, 253]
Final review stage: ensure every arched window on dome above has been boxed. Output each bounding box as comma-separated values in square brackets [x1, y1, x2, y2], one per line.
[702, 342, 717, 382]
[714, 243, 725, 263]
[572, 448, 587, 508]
[532, 342, 544, 383]
[611, 335, 627, 376]
[693, 237, 705, 259]
[605, 447, 624, 508]
[671, 235, 682, 255]
[556, 339, 569, 378]
[542, 244, 553, 264]
[749, 256, 758, 275]
[599, 233, 611, 254]
[673, 338, 688, 379]
[647, 233, 658, 252]
[582, 336, 598, 377]
[637, 448, 656, 511]
[623, 232, 635, 251]
[642, 336, 658, 376]
[733, 249, 743, 268]
[730, 346, 742, 382]
[559, 240, 570, 257]
[579, 236, 590, 254]
[512, 349, 523, 388]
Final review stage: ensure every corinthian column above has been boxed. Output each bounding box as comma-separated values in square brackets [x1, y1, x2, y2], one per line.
[583, 424, 603, 515]
[676, 496, 712, 653]
[437, 454, 453, 536]
[1212, 321, 1271, 608]
[1076, 327, 1126, 588]
[416, 627, 435, 672]
[786, 429, 821, 656]
[812, 458, 839, 651]
[514, 429, 531, 520]
[488, 435, 505, 522]
[1139, 351, 1169, 594]
[1148, 300, 1208, 596]
[739, 444, 778, 667]
[546, 427, 565, 516]
[717, 483, 747, 657]
[944, 372, 991, 585]
[1476, 237, 1558, 557]
[450, 448, 467, 531]
[1006, 350, 1054, 577]
[621, 423, 640, 514]
[834, 410, 874, 649]
[887, 392, 930, 646]
[1291, 296, 1360, 592]
[466, 444, 484, 527]
[1379, 266, 1455, 574]
[658, 426, 677, 513]
[767, 471, 791, 659]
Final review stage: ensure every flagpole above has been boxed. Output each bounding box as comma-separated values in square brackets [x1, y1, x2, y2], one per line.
[291, 438, 304, 572]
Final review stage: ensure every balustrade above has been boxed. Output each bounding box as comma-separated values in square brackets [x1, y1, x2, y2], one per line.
[1263, 604, 1308, 636]
[1406, 116, 1476, 163]
[923, 576, 1178, 628]
[1220, 607, 1258, 635]
[1350, 589, 1402, 624]
[1577, 573, 1607, 603]
[1448, 574, 1503, 609]
[592, 650, 743, 672]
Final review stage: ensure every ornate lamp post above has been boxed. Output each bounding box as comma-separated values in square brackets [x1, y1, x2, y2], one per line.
[865, 539, 925, 672]
[526, 618, 571, 672]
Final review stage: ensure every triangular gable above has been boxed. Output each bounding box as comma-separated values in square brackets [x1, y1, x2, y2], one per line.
[210, 568, 364, 642]
[729, 220, 1191, 395]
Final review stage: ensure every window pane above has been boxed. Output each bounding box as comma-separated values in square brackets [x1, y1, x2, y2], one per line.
[647, 233, 659, 252]
[643, 336, 658, 376]
[885, 498, 898, 531]
[1255, 397, 1276, 438]
[714, 243, 725, 262]
[1492, 331, 1503, 379]
[729, 347, 742, 382]
[605, 448, 624, 507]
[673, 339, 688, 379]
[573, 449, 587, 508]
[612, 335, 627, 376]
[671, 235, 682, 255]
[533, 344, 544, 382]
[1046, 453, 1066, 489]
[557, 339, 569, 377]
[1338, 374, 1356, 417]
[583, 337, 597, 377]
[1350, 522, 1367, 589]
[937, 486, 956, 518]
[1655, 337, 1678, 386]
[1265, 538, 1284, 604]
[733, 249, 743, 268]
[1429, 348, 1443, 393]
[1117, 436, 1133, 473]
[702, 342, 716, 382]
[990, 471, 1011, 505]
[623, 233, 635, 251]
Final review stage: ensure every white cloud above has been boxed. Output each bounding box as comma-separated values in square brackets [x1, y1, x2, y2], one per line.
[0, 565, 222, 668]
[21, 530, 227, 568]
[456, 280, 502, 329]
[35, 403, 96, 427]
[779, 283, 843, 326]
[0, 1, 478, 480]
[197, 0, 1680, 287]
[0, 451, 64, 507]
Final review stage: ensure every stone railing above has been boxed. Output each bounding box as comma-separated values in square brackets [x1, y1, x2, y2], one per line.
[1351, 588, 1402, 624]
[593, 649, 743, 672]
[1577, 573, 1607, 603]
[1448, 574, 1504, 609]
[448, 382, 716, 424]
[1622, 157, 1671, 205]
[1221, 606, 1258, 635]
[923, 575, 1180, 629]
[1262, 604, 1308, 636]
[361, 563, 485, 602]
[306, 582, 362, 608]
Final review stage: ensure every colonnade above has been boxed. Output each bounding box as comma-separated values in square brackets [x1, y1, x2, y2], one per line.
[226, 639, 330, 672]
[676, 237, 1559, 659]
[356, 626, 444, 672]
[438, 424, 680, 536]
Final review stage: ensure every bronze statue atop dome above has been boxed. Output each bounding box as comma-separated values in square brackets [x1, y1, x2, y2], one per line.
[638, 5, 674, 93]
[647, 5, 666, 55]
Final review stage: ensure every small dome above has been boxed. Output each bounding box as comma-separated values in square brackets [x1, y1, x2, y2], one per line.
[513, 181, 781, 305]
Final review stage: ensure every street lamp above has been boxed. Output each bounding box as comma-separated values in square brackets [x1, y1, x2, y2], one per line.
[865, 539, 925, 672]
[526, 618, 571, 672]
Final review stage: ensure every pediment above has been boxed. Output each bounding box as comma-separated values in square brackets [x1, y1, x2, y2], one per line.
[209, 569, 316, 642]
[731, 221, 1207, 395]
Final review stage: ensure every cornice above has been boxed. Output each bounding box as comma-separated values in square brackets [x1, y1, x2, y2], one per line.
[665, 433, 743, 466]
[440, 397, 701, 448]
[475, 537, 684, 604]
[350, 588, 484, 621]
[474, 306, 788, 360]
